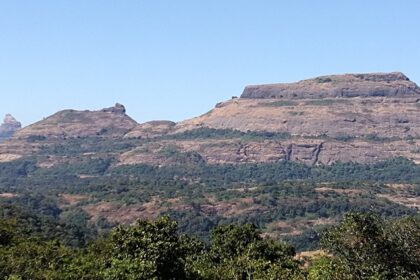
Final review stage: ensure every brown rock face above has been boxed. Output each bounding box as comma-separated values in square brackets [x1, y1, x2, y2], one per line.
[174, 72, 420, 165]
[0, 114, 21, 141]
[241, 72, 420, 99]
[173, 95, 420, 165]
[124, 120, 176, 139]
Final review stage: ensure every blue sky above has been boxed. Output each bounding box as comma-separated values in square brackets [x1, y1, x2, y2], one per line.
[1, 1, 419, 126]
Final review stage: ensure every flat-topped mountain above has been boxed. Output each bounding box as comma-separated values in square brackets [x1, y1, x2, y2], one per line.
[0, 114, 21, 142]
[241, 72, 420, 99]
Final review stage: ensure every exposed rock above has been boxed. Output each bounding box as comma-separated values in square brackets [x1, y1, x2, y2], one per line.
[101, 103, 126, 114]
[174, 72, 420, 165]
[2, 73, 420, 166]
[241, 72, 420, 99]
[124, 120, 176, 139]
[0, 114, 21, 141]
[116, 137, 419, 166]
[176, 97, 420, 140]
[13, 104, 137, 139]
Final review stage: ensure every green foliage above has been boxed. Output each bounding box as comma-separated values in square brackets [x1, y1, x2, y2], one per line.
[305, 99, 350, 106]
[105, 216, 186, 280]
[0, 159, 37, 179]
[0, 239, 75, 280]
[1, 156, 418, 251]
[260, 100, 298, 107]
[0, 218, 19, 246]
[26, 135, 47, 142]
[364, 133, 400, 142]
[0, 212, 419, 279]
[288, 111, 304, 116]
[320, 212, 420, 279]
[161, 127, 292, 141]
[0, 202, 96, 247]
[111, 157, 420, 186]
[210, 224, 263, 259]
[314, 77, 333, 83]
[159, 146, 206, 165]
[35, 157, 112, 176]
[190, 223, 303, 280]
[307, 256, 353, 280]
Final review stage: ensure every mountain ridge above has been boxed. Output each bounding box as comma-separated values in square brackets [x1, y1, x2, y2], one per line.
[0, 72, 419, 250]
[2, 72, 420, 166]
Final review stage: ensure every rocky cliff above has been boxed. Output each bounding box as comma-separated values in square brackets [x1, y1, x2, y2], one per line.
[241, 72, 420, 99]
[1, 72, 419, 166]
[173, 72, 420, 165]
[0, 114, 21, 142]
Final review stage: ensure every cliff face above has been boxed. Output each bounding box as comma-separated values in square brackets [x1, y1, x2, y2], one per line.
[0, 114, 21, 142]
[241, 72, 420, 99]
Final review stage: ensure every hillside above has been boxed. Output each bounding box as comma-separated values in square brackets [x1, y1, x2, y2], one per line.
[2, 72, 419, 166]
[0, 72, 419, 250]
[14, 103, 137, 139]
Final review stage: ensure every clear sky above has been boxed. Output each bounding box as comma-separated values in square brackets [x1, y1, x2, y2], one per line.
[1, 1, 419, 126]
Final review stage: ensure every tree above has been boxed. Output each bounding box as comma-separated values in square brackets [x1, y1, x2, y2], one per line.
[307, 255, 353, 280]
[320, 212, 420, 279]
[189, 223, 303, 280]
[103, 216, 187, 280]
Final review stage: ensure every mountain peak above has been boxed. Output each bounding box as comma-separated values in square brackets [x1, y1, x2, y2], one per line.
[0, 114, 21, 141]
[3, 114, 21, 126]
[241, 72, 420, 99]
[101, 103, 126, 114]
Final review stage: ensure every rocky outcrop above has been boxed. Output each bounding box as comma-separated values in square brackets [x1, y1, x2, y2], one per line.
[241, 72, 420, 99]
[0, 114, 21, 142]
[101, 103, 126, 114]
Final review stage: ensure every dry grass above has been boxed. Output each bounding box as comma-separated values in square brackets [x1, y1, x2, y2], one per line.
[315, 187, 365, 195]
[83, 197, 186, 224]
[265, 218, 336, 238]
[295, 250, 331, 268]
[0, 153, 22, 162]
[385, 183, 414, 190]
[0, 193, 18, 198]
[378, 194, 420, 209]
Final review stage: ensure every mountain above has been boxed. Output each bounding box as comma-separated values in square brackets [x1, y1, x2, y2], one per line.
[0, 72, 419, 247]
[2, 72, 419, 166]
[0, 114, 21, 142]
[14, 103, 137, 139]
